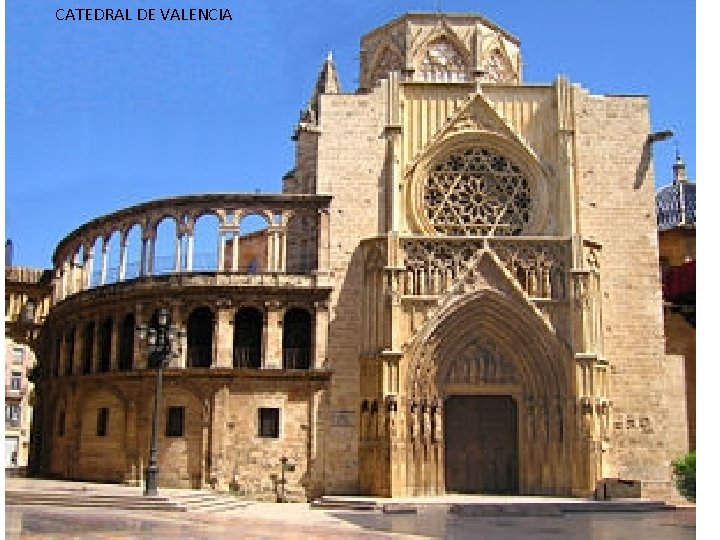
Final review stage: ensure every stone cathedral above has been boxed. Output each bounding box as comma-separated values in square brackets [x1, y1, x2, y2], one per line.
[29, 12, 688, 501]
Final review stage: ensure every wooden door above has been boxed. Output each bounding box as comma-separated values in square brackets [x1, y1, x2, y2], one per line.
[444, 395, 518, 494]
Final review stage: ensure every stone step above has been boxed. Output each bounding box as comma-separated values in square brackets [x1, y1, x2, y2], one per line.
[311, 495, 674, 515]
[5, 490, 249, 513]
[310, 497, 378, 511]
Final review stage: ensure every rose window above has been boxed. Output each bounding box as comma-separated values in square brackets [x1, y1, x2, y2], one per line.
[423, 148, 531, 236]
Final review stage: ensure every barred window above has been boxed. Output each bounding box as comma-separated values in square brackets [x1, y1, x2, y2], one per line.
[258, 407, 280, 438]
[166, 406, 185, 437]
[96, 407, 109, 437]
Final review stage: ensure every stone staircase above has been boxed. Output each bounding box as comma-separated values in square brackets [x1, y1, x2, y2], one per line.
[5, 489, 250, 513]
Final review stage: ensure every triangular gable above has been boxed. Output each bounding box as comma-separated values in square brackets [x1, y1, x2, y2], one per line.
[404, 93, 544, 177]
[432, 249, 565, 345]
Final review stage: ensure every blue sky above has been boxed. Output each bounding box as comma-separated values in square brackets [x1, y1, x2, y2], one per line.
[5, 0, 696, 268]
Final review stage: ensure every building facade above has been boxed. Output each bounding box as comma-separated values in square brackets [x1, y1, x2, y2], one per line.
[5, 265, 53, 468]
[656, 154, 696, 451]
[29, 12, 688, 501]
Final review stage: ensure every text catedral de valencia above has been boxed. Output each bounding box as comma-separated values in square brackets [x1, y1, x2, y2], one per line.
[55, 8, 233, 21]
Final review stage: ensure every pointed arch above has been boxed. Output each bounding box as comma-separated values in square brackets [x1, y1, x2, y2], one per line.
[367, 40, 404, 87]
[412, 25, 471, 82]
[480, 41, 516, 83]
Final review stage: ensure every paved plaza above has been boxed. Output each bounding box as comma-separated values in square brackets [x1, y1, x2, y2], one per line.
[5, 477, 696, 539]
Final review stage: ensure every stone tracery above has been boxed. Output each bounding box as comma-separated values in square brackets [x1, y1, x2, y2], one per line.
[481, 48, 513, 83]
[423, 147, 531, 236]
[418, 38, 468, 82]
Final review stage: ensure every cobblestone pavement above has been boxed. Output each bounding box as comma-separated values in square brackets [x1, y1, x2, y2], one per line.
[5, 504, 696, 540]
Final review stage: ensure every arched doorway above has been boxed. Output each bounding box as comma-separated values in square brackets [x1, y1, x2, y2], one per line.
[282, 308, 311, 369]
[444, 394, 518, 494]
[234, 307, 262, 368]
[187, 307, 214, 368]
[401, 271, 579, 496]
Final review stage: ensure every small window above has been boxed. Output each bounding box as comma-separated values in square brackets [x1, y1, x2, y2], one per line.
[12, 347, 24, 365]
[166, 406, 185, 437]
[58, 411, 65, 437]
[258, 407, 280, 438]
[5, 404, 21, 422]
[10, 372, 22, 390]
[96, 407, 109, 437]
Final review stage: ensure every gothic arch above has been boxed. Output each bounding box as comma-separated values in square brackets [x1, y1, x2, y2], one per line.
[406, 285, 572, 402]
[411, 26, 471, 82]
[480, 38, 517, 83]
[367, 40, 404, 86]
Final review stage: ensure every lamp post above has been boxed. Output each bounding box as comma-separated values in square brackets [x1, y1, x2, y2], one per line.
[136, 308, 184, 497]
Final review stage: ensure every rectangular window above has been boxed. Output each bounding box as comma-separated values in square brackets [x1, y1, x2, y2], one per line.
[165, 406, 184, 437]
[12, 347, 24, 365]
[5, 404, 21, 422]
[10, 372, 22, 390]
[258, 407, 280, 438]
[96, 407, 109, 437]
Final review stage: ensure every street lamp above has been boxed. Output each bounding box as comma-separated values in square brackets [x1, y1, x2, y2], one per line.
[136, 307, 185, 497]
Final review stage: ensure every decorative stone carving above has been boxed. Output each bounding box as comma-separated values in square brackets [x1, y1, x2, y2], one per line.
[481, 48, 512, 83]
[423, 148, 531, 236]
[443, 340, 519, 385]
[418, 38, 468, 82]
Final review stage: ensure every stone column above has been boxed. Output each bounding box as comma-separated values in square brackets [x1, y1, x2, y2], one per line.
[210, 386, 229, 490]
[263, 301, 283, 369]
[171, 302, 187, 369]
[277, 228, 287, 273]
[58, 331, 67, 377]
[174, 233, 183, 273]
[133, 304, 147, 369]
[312, 302, 329, 369]
[125, 400, 139, 486]
[185, 228, 194, 272]
[265, 229, 275, 272]
[214, 303, 234, 368]
[83, 247, 94, 289]
[146, 234, 156, 275]
[140, 237, 148, 277]
[100, 240, 109, 285]
[232, 234, 240, 272]
[72, 324, 82, 375]
[217, 232, 227, 271]
[92, 315, 102, 373]
[119, 232, 128, 281]
[109, 315, 119, 371]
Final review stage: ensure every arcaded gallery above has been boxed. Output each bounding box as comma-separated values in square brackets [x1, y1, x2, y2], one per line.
[30, 12, 688, 501]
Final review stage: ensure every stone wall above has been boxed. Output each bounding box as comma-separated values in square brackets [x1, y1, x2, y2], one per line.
[573, 90, 688, 499]
[313, 89, 387, 493]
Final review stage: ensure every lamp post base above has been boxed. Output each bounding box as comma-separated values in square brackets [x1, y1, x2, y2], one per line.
[144, 465, 159, 497]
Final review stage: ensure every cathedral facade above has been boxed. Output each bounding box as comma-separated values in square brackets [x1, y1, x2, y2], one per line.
[30, 12, 688, 501]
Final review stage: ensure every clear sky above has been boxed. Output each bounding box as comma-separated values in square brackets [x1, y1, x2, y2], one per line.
[5, 0, 696, 268]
